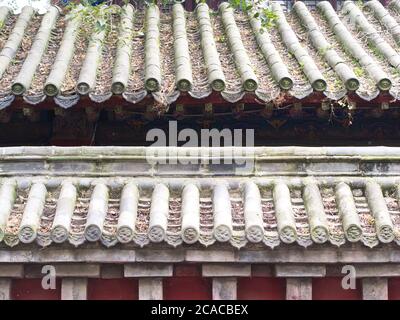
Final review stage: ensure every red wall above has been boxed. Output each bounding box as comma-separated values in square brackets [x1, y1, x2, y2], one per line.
[12, 274, 400, 300]
[12, 279, 61, 300]
[389, 278, 400, 300]
[237, 277, 286, 300]
[87, 279, 138, 300]
[313, 277, 362, 300]
[164, 277, 212, 300]
[164, 264, 212, 300]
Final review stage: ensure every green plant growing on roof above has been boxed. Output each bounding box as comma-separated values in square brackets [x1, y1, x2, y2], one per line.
[331, 78, 342, 90]
[249, 3, 277, 29]
[392, 67, 400, 78]
[354, 66, 365, 78]
[60, 0, 277, 95]
[251, 6, 278, 30]
[65, 0, 120, 38]
[356, 0, 364, 9]
[47, 1, 122, 97]
[216, 34, 226, 43]
[64, 0, 277, 33]
[367, 41, 384, 60]
[318, 45, 331, 57]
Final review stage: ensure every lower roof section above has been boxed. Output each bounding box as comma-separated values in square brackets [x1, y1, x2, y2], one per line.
[0, 146, 399, 250]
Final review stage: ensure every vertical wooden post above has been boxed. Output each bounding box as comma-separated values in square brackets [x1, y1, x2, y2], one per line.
[139, 278, 163, 300]
[212, 278, 237, 300]
[61, 278, 88, 300]
[0, 279, 11, 300]
[286, 278, 312, 300]
[362, 278, 388, 300]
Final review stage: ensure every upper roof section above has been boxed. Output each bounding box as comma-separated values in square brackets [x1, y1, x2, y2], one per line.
[0, 0, 399, 110]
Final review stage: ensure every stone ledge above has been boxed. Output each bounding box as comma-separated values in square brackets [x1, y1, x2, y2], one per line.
[136, 250, 185, 263]
[0, 265, 23, 278]
[0, 246, 396, 264]
[186, 250, 235, 263]
[203, 264, 251, 277]
[124, 264, 173, 277]
[275, 265, 326, 277]
[2, 146, 400, 159]
[1, 146, 400, 178]
[0, 249, 136, 263]
[24, 264, 100, 278]
[355, 264, 400, 277]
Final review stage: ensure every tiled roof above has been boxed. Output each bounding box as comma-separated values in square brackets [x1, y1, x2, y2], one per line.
[0, 1, 400, 110]
[1, 146, 400, 249]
